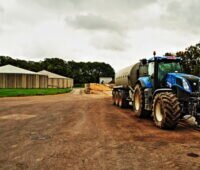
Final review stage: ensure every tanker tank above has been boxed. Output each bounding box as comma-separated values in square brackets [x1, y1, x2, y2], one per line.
[115, 63, 140, 87]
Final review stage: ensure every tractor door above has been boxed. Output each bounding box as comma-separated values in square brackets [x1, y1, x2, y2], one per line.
[148, 62, 155, 89]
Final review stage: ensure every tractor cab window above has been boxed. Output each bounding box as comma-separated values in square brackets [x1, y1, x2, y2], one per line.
[158, 62, 182, 83]
[148, 62, 154, 76]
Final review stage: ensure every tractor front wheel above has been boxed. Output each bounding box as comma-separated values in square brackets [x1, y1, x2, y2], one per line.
[153, 92, 181, 129]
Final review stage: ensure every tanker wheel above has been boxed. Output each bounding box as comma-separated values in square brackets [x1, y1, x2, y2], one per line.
[119, 91, 128, 108]
[196, 117, 200, 128]
[115, 91, 120, 106]
[133, 84, 149, 118]
[112, 91, 116, 105]
[153, 92, 181, 129]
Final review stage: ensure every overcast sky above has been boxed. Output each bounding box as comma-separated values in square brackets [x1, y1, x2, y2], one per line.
[0, 0, 199, 71]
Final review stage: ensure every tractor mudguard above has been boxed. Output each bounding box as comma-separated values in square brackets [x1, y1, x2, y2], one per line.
[153, 88, 172, 98]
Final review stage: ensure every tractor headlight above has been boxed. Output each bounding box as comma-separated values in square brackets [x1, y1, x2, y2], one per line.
[182, 79, 190, 92]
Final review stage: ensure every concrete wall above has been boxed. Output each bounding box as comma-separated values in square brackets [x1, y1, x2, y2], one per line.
[0, 73, 48, 88]
[47, 78, 74, 88]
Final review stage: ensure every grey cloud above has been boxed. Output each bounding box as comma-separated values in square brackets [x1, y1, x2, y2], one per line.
[0, 5, 4, 18]
[0, 0, 198, 70]
[0, 5, 3, 12]
[0, 5, 4, 31]
[66, 14, 128, 33]
[19, 0, 74, 12]
[0, 1, 60, 30]
[19, 0, 157, 14]
[160, 0, 200, 33]
[68, 0, 157, 12]
[65, 13, 131, 51]
[18, 0, 158, 33]
[91, 33, 130, 51]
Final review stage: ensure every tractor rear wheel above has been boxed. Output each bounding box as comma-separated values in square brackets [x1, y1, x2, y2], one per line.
[133, 84, 150, 118]
[153, 92, 181, 129]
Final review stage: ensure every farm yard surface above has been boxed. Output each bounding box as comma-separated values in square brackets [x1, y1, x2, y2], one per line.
[0, 89, 199, 170]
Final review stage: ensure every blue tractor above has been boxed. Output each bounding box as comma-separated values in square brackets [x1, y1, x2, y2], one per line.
[113, 55, 200, 129]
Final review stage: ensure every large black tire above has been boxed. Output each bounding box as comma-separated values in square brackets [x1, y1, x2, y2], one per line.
[196, 117, 200, 127]
[133, 84, 150, 118]
[118, 91, 129, 108]
[153, 92, 181, 129]
[112, 90, 116, 105]
[115, 91, 120, 106]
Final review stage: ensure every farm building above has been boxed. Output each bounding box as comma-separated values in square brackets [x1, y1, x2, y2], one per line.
[99, 77, 113, 84]
[0, 65, 48, 88]
[37, 70, 73, 88]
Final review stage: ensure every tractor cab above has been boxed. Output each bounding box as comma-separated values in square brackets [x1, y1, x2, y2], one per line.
[147, 56, 182, 89]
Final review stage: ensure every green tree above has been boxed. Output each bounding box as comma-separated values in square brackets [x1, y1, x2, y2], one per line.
[165, 42, 200, 76]
[176, 43, 200, 76]
[0, 56, 115, 84]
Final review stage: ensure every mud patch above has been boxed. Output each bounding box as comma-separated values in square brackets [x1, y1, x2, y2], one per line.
[187, 152, 199, 158]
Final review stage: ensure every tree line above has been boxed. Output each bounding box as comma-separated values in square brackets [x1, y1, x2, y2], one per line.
[0, 42, 199, 85]
[165, 42, 200, 76]
[0, 56, 115, 84]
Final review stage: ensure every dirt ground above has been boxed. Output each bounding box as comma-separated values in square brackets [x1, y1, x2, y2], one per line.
[0, 89, 199, 170]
